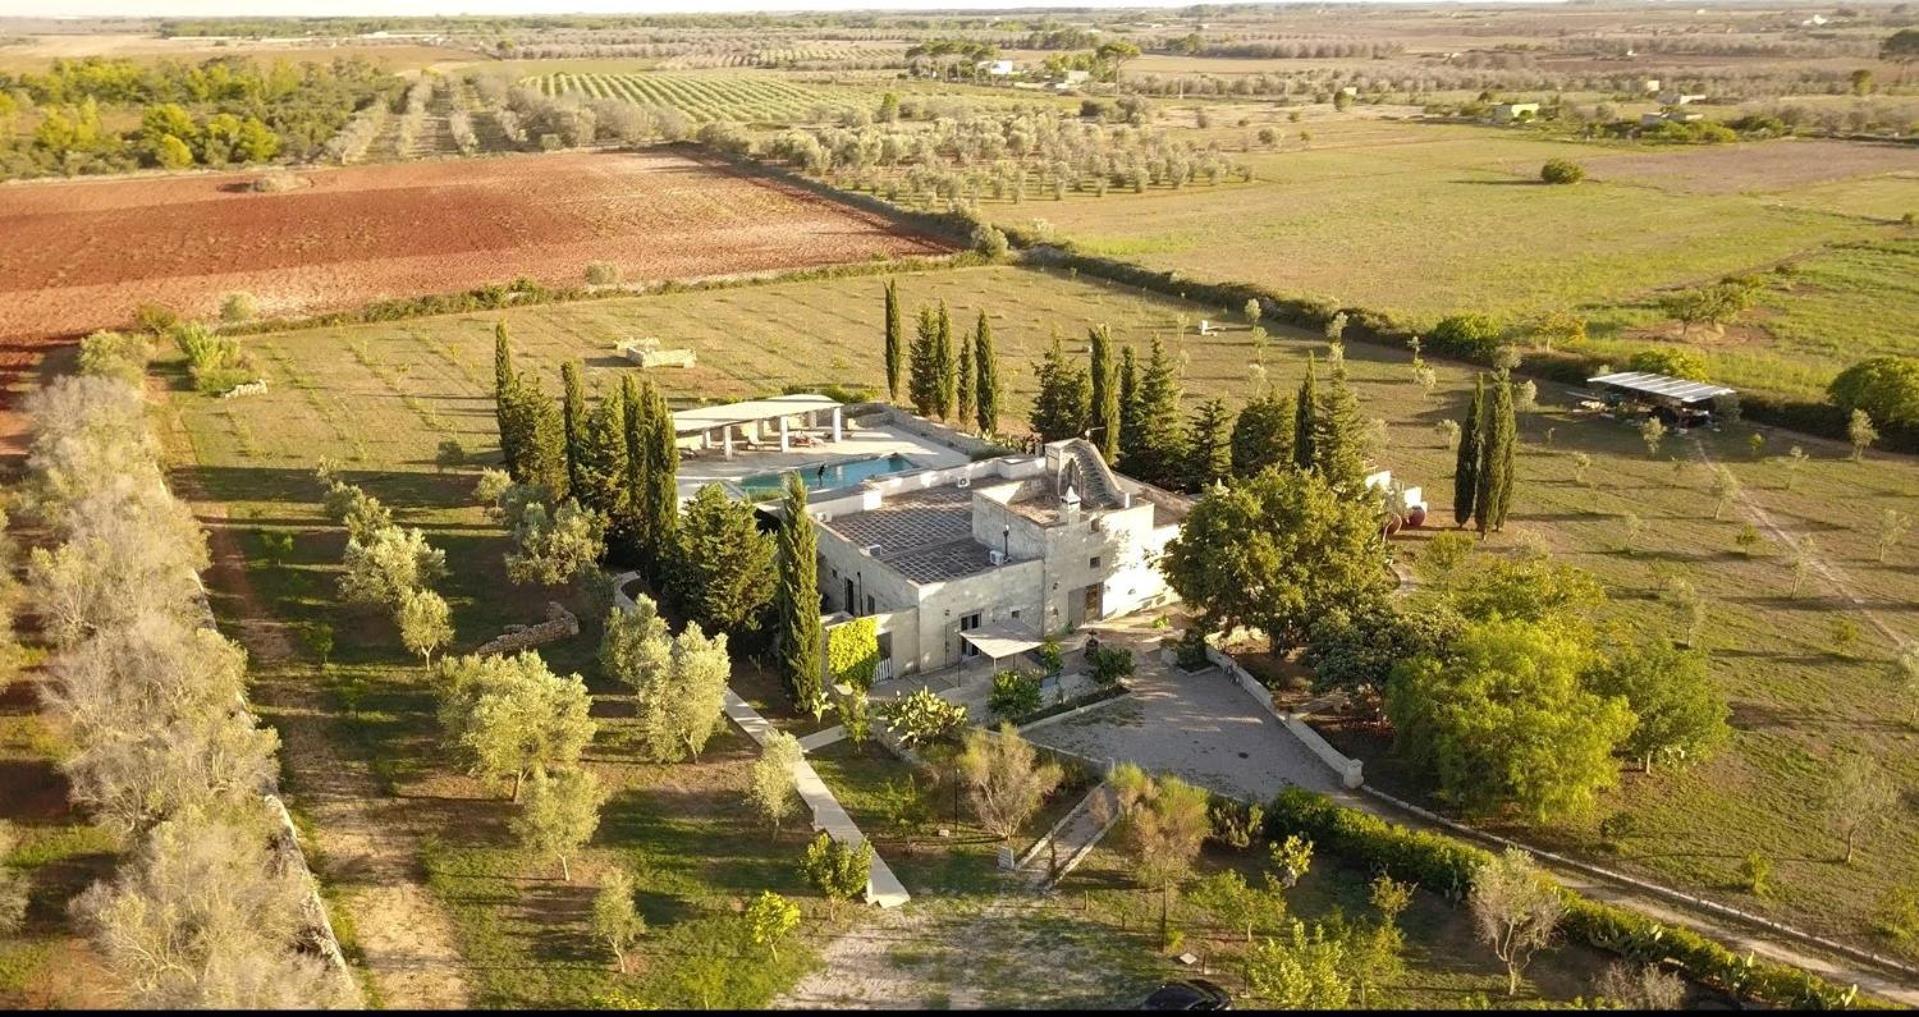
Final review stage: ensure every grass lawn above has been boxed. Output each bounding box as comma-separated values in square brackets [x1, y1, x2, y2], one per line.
[166, 260, 1919, 960]
[973, 117, 1913, 401]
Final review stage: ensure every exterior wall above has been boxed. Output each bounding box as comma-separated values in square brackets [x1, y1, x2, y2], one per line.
[912, 560, 1044, 673]
[1037, 501, 1172, 628]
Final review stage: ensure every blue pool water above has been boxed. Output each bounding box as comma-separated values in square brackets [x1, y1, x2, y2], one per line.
[738, 453, 917, 499]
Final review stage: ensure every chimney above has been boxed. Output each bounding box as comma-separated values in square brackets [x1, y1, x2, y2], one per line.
[1062, 483, 1081, 524]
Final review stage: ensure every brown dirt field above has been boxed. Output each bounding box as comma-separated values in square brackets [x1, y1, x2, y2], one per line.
[0, 149, 951, 347]
[1577, 138, 1919, 196]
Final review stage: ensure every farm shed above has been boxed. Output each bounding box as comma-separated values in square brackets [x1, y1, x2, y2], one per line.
[1586, 371, 1735, 427]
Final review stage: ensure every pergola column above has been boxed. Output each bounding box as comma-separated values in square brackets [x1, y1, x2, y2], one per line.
[779, 416, 790, 452]
[723, 427, 734, 459]
[832, 406, 843, 443]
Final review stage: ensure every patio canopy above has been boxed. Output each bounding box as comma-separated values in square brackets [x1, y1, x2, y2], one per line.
[670, 394, 842, 436]
[960, 620, 1043, 662]
[1587, 371, 1735, 406]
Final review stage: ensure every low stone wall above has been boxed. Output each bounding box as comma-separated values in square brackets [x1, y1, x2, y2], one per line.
[1203, 643, 1364, 789]
[846, 403, 1005, 458]
[475, 602, 579, 657]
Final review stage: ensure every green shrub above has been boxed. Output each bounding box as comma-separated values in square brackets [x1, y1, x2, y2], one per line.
[172, 321, 257, 394]
[220, 291, 258, 323]
[1087, 644, 1135, 686]
[1540, 158, 1585, 184]
[77, 330, 150, 383]
[1034, 638, 1064, 677]
[1627, 346, 1710, 381]
[584, 261, 621, 286]
[1829, 356, 1919, 428]
[1428, 313, 1507, 362]
[826, 617, 880, 691]
[989, 669, 1043, 721]
[1174, 628, 1211, 671]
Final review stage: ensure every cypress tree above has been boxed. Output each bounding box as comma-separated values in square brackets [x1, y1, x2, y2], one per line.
[1186, 398, 1234, 491]
[615, 374, 646, 558]
[642, 382, 680, 567]
[1130, 335, 1188, 486]
[883, 280, 902, 404]
[493, 321, 518, 472]
[1313, 363, 1370, 495]
[523, 373, 570, 499]
[907, 305, 940, 417]
[576, 383, 628, 519]
[561, 360, 587, 499]
[974, 311, 999, 436]
[1231, 390, 1295, 479]
[956, 331, 975, 430]
[935, 300, 956, 419]
[1088, 325, 1120, 460]
[1453, 375, 1484, 529]
[1117, 345, 1142, 465]
[776, 474, 824, 716]
[1030, 330, 1090, 443]
[1293, 353, 1319, 473]
[1480, 378, 1517, 534]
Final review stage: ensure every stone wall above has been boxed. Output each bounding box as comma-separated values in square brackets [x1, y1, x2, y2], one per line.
[475, 602, 580, 657]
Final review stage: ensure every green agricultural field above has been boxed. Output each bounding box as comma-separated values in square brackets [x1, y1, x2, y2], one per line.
[978, 120, 1915, 400]
[527, 69, 1052, 125]
[166, 261, 1918, 967]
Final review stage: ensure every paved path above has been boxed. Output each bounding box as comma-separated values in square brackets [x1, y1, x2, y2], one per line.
[1016, 782, 1118, 887]
[612, 572, 907, 909]
[1023, 639, 1341, 804]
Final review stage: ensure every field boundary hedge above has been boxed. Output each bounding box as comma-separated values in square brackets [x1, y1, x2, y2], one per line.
[1263, 786, 1902, 1009]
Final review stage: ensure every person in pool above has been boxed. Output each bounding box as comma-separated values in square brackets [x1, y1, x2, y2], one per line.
[816, 464, 827, 484]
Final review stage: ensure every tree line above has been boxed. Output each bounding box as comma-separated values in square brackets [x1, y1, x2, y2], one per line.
[10, 339, 355, 1006]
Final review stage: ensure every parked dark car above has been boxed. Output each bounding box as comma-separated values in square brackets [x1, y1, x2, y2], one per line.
[1140, 979, 1232, 1010]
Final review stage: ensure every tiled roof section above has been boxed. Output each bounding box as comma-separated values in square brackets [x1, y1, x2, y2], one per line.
[821, 487, 999, 582]
[885, 540, 1000, 583]
[824, 487, 973, 550]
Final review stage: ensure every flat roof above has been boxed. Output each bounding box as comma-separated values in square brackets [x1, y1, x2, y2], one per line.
[1588, 371, 1736, 405]
[821, 487, 1004, 584]
[671, 394, 840, 435]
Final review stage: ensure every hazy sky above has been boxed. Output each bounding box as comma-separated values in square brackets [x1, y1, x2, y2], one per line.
[27, 0, 1276, 17]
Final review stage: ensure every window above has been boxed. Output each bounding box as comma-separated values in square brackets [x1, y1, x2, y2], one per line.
[1089, 556, 1102, 569]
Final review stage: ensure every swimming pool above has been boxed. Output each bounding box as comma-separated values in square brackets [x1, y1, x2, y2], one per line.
[737, 453, 918, 499]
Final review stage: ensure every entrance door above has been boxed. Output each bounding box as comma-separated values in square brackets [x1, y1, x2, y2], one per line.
[843, 578, 856, 614]
[1081, 584, 1104, 624]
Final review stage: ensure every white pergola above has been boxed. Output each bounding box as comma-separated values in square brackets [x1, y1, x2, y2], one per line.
[671, 394, 844, 458]
[959, 619, 1044, 673]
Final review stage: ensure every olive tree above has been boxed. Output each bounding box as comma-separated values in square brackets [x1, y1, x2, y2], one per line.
[435, 652, 596, 802]
[513, 766, 606, 881]
[1469, 848, 1564, 997]
[748, 731, 803, 838]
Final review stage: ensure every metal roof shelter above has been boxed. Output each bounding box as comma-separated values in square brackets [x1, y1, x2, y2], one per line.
[1587, 372, 1735, 406]
[671, 394, 842, 457]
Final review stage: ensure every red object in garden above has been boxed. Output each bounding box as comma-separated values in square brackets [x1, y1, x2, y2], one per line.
[1406, 506, 1427, 529]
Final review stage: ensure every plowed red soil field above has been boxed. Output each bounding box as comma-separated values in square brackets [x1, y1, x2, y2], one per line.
[0, 147, 950, 454]
[0, 149, 949, 346]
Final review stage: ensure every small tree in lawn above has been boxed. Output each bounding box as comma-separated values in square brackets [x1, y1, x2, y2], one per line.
[0, 821, 27, 935]
[513, 766, 606, 881]
[1245, 919, 1354, 1008]
[749, 730, 803, 839]
[746, 891, 800, 960]
[1588, 641, 1728, 773]
[1826, 748, 1897, 865]
[1791, 537, 1818, 598]
[1878, 508, 1911, 563]
[1849, 409, 1878, 461]
[340, 525, 446, 610]
[591, 869, 645, 972]
[1784, 444, 1808, 490]
[1470, 848, 1564, 997]
[1639, 416, 1666, 459]
[801, 832, 872, 914]
[1710, 465, 1740, 520]
[437, 651, 596, 802]
[959, 724, 1062, 840]
[397, 587, 453, 665]
[1270, 834, 1314, 888]
[1113, 766, 1211, 948]
[1189, 869, 1287, 944]
[877, 686, 969, 750]
[1896, 647, 1919, 730]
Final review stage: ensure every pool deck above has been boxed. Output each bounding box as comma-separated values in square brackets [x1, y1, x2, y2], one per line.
[676, 420, 971, 502]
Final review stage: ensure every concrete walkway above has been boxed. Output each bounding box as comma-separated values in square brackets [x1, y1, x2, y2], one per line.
[611, 572, 908, 909]
[1016, 782, 1119, 887]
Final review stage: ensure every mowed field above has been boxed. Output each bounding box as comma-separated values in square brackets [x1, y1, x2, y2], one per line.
[165, 262, 1919, 954]
[0, 149, 950, 346]
[984, 118, 1917, 398]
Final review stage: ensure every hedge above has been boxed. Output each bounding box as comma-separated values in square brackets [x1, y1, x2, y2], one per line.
[1264, 787, 1874, 1009]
